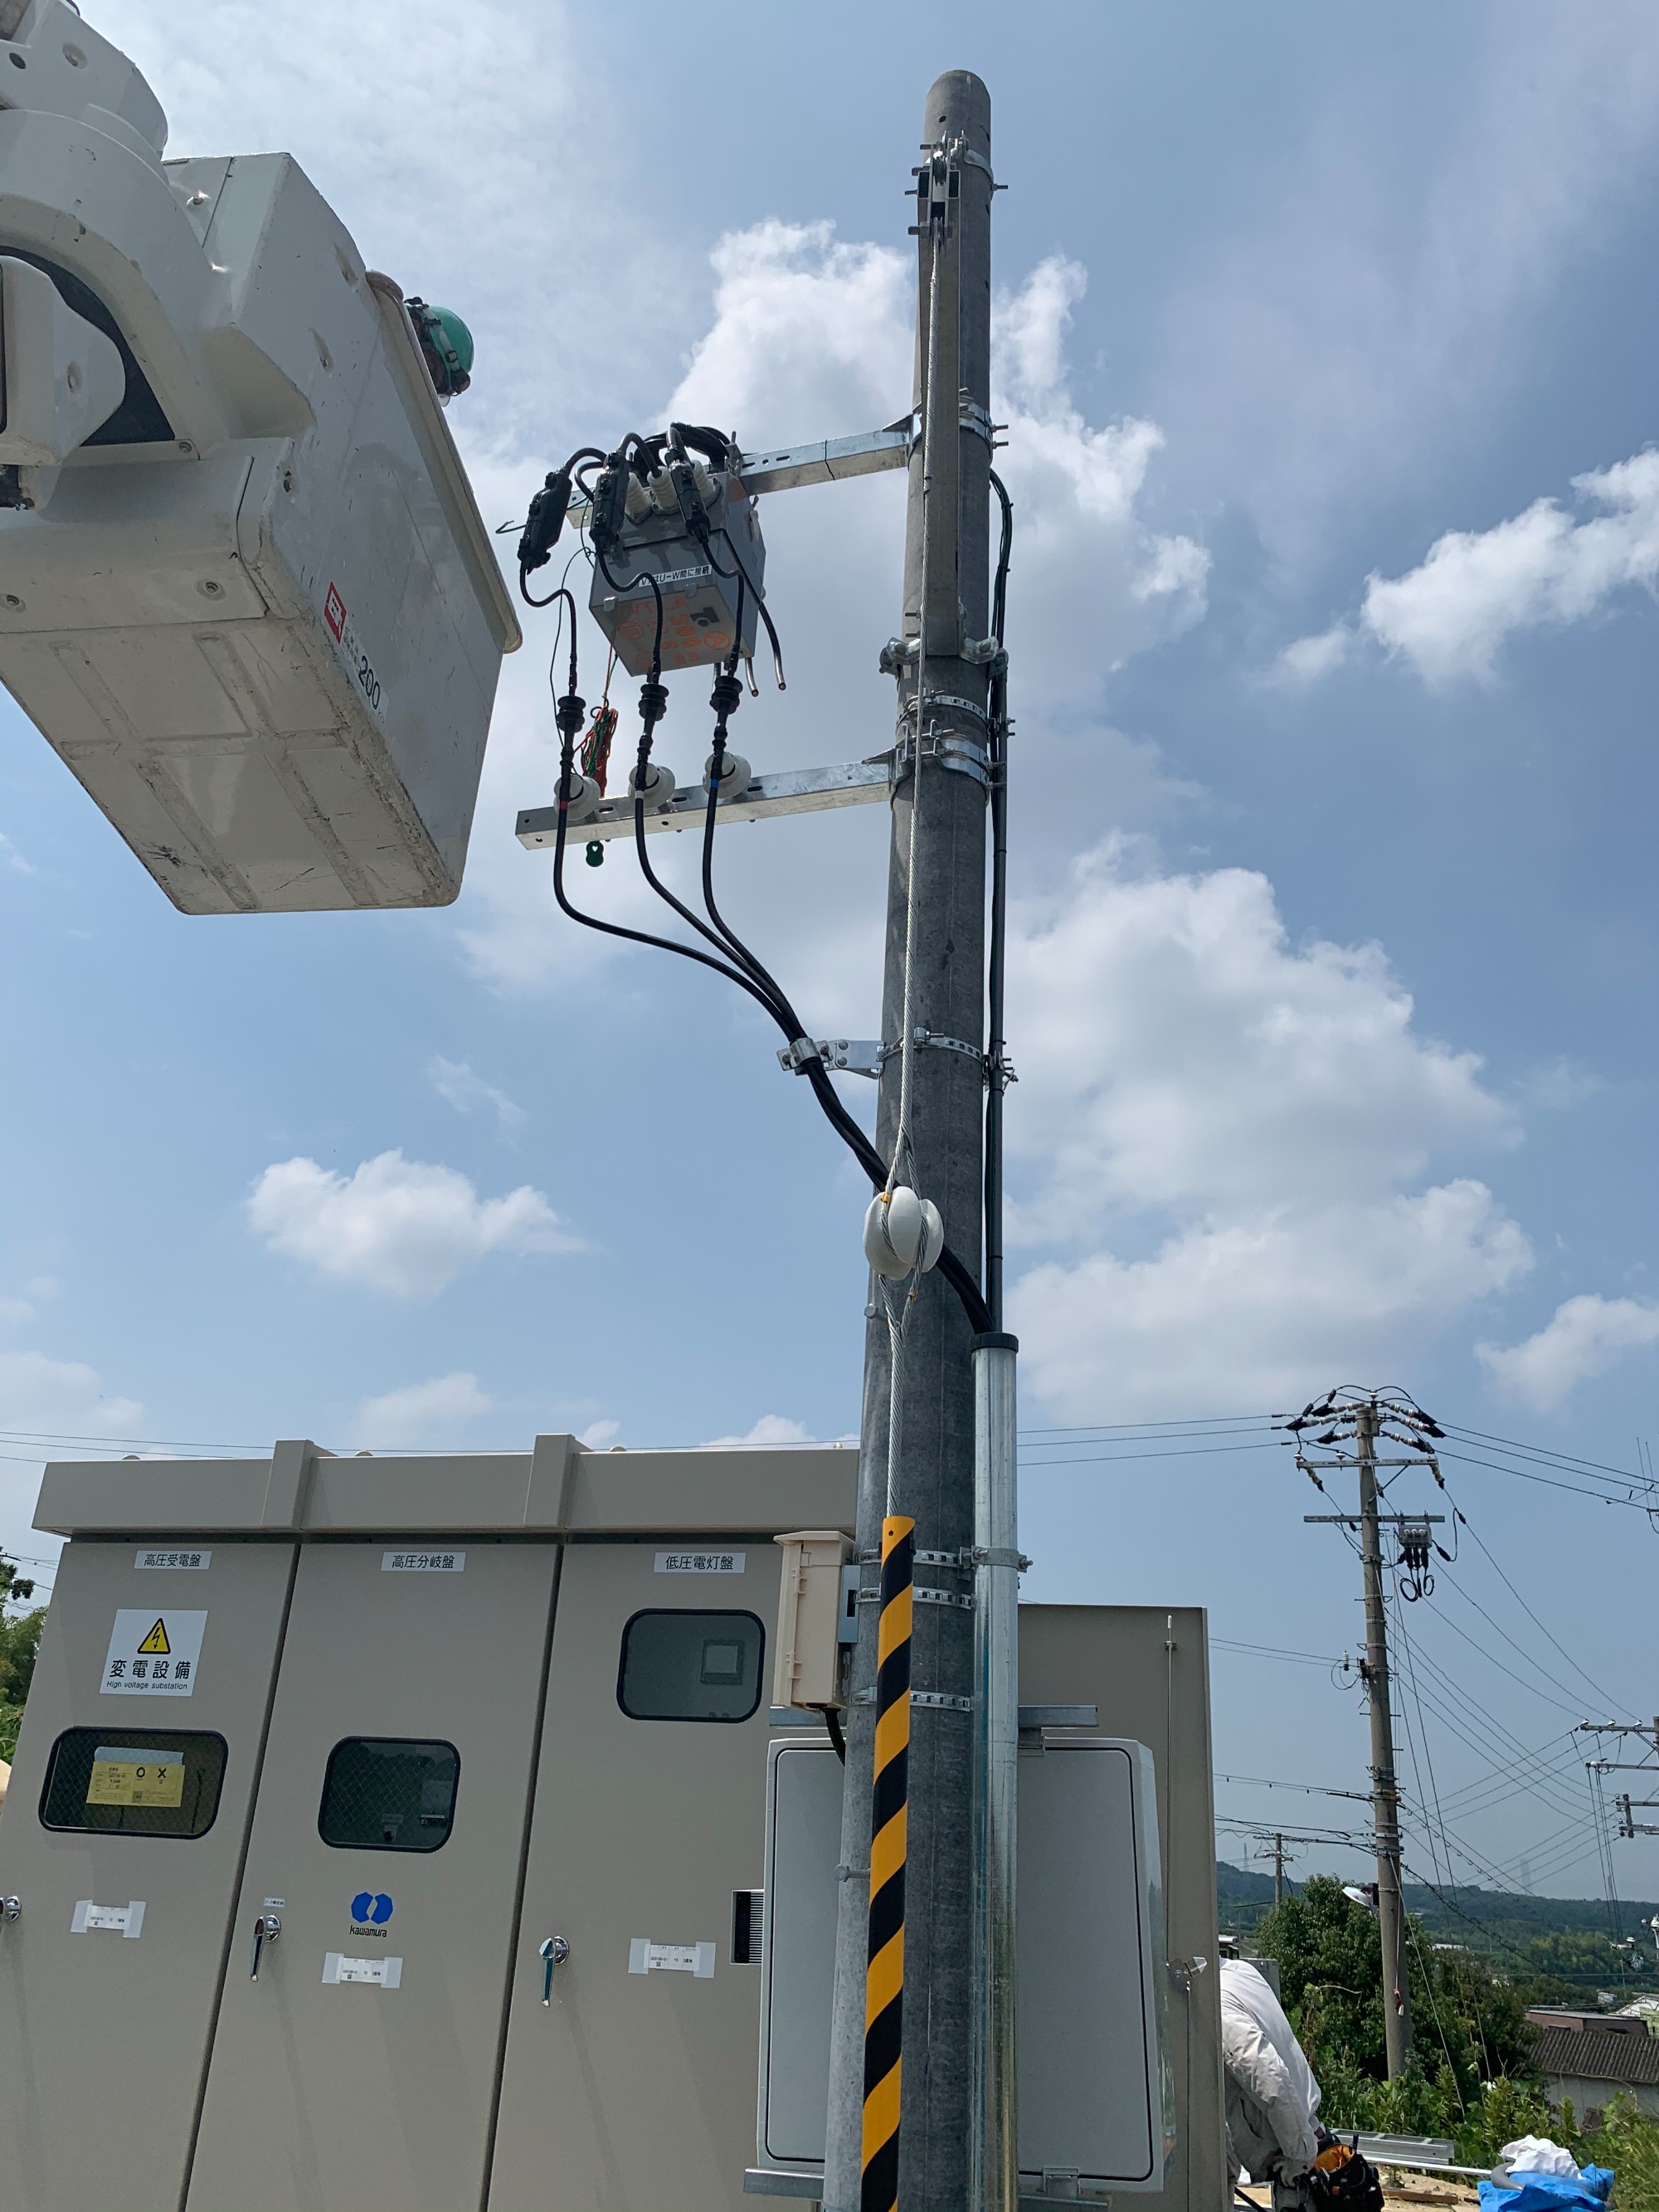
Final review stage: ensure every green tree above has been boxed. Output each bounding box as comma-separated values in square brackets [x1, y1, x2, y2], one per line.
[1258, 1876, 1533, 2114]
[1587, 2095, 1659, 2212]
[0, 1550, 44, 1764]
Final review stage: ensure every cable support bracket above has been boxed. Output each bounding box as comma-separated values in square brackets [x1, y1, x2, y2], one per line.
[897, 689, 990, 727]
[968, 1545, 1031, 1571]
[894, 719, 991, 791]
[857, 1586, 975, 1610]
[879, 1026, 1016, 1090]
[852, 1686, 974, 1709]
[957, 397, 1007, 450]
[776, 1037, 882, 1079]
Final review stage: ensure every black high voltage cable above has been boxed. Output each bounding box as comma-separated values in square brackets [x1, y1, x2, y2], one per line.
[1383, 1619, 1593, 1825]
[541, 584, 991, 1334]
[1426, 1573, 1602, 1721]
[1396, 1770, 1564, 1898]
[1019, 1415, 1278, 1435]
[1214, 1775, 1371, 1800]
[1398, 1682, 1591, 1839]
[1433, 1744, 1581, 1822]
[1431, 1737, 1586, 1823]
[1022, 1433, 1282, 1450]
[1387, 1599, 1595, 1898]
[1586, 1763, 1627, 1949]
[1390, 1586, 1452, 1893]
[1210, 1638, 1350, 1668]
[1019, 1440, 1287, 1470]
[1438, 1445, 1657, 1513]
[1394, 1625, 1592, 1814]
[1396, 1854, 1562, 1976]
[1432, 1469, 1633, 1715]
[984, 467, 1013, 1326]
[1214, 1817, 1370, 1852]
[1441, 1422, 1658, 1485]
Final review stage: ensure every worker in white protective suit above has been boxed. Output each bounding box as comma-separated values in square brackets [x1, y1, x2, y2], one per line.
[1219, 1958, 1322, 2189]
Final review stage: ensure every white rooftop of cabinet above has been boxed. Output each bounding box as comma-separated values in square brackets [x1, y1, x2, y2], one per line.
[33, 1435, 859, 1540]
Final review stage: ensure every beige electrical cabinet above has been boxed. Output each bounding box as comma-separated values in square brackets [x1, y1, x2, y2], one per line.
[0, 1445, 1226, 2212]
[0, 1435, 858, 2212]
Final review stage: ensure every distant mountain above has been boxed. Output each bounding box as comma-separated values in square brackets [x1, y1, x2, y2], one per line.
[1216, 1862, 1659, 1998]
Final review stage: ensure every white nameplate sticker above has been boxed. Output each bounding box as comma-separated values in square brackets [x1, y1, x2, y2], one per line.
[382, 1550, 465, 1574]
[654, 1550, 746, 1576]
[134, 1548, 211, 1571]
[71, 1900, 146, 1938]
[629, 1937, 716, 1978]
[322, 1951, 403, 1988]
[100, 1609, 207, 1697]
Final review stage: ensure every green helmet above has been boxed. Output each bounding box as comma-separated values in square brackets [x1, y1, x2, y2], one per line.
[405, 297, 474, 399]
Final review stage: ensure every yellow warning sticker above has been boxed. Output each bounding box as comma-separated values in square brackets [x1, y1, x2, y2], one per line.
[136, 1620, 171, 1657]
[86, 1748, 185, 1808]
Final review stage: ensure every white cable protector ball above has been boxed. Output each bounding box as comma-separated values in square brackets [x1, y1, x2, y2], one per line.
[864, 1186, 945, 1279]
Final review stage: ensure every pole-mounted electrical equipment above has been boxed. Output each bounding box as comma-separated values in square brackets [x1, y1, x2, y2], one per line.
[0, 0, 519, 914]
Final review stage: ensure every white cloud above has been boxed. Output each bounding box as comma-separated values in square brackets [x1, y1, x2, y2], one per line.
[1005, 843, 1530, 1416]
[1477, 1294, 1659, 1412]
[1517, 1058, 1602, 1113]
[579, 1418, 620, 1449]
[352, 1372, 494, 1448]
[427, 1056, 525, 1131]
[0, 830, 37, 877]
[1007, 842, 1513, 1232]
[0, 1350, 144, 1440]
[991, 256, 1209, 676]
[1282, 449, 1659, 687]
[246, 1149, 579, 1298]
[1019, 1185, 1530, 1421]
[699, 1414, 814, 1450]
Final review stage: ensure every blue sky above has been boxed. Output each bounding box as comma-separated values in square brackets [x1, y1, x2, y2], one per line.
[3, 0, 1659, 1913]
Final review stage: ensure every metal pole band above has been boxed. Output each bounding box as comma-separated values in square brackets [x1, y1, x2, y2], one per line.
[862, 1513, 914, 2212]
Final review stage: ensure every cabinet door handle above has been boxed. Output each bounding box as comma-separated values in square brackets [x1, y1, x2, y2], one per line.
[538, 1935, 569, 2003]
[250, 1912, 281, 1980]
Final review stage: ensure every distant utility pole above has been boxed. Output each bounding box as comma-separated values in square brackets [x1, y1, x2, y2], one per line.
[1579, 1719, 1659, 1839]
[823, 70, 1002, 2212]
[1273, 1832, 1287, 1907]
[1292, 1387, 1447, 2082]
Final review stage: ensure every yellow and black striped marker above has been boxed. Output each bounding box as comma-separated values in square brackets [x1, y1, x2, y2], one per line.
[861, 1512, 913, 2212]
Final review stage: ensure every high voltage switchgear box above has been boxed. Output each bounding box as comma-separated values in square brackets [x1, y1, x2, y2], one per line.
[0, 1443, 1227, 2212]
[585, 429, 765, 676]
[0, 0, 520, 914]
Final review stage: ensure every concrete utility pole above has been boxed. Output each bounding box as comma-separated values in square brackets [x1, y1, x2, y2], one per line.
[1355, 1403, 1413, 2082]
[1296, 1388, 1447, 2083]
[822, 69, 996, 2212]
[1273, 1833, 1286, 1907]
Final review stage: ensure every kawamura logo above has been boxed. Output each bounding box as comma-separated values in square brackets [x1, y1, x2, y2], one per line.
[349, 1891, 393, 1937]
